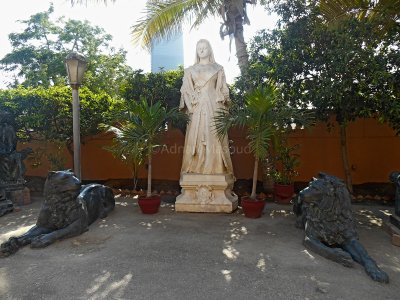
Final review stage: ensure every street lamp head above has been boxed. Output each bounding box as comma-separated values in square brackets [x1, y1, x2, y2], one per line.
[65, 52, 87, 87]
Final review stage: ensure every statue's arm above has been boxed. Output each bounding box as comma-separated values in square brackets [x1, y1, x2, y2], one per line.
[179, 68, 194, 113]
[216, 67, 230, 105]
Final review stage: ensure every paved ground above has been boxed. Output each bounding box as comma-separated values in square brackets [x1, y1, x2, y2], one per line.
[0, 196, 399, 300]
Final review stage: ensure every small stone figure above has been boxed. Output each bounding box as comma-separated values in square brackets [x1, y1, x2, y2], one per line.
[294, 172, 389, 283]
[0, 112, 32, 215]
[0, 148, 32, 183]
[0, 122, 16, 154]
[0, 189, 13, 217]
[0, 170, 115, 257]
[0, 112, 32, 184]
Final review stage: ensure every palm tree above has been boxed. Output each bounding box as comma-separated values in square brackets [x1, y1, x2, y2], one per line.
[104, 98, 187, 197]
[215, 82, 313, 199]
[215, 83, 293, 199]
[104, 125, 144, 191]
[71, 0, 257, 73]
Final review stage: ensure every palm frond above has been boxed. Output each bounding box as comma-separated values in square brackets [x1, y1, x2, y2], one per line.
[214, 102, 248, 138]
[248, 124, 272, 159]
[132, 0, 218, 49]
[191, 0, 224, 29]
[70, 0, 115, 6]
[319, 0, 370, 22]
[319, 0, 400, 25]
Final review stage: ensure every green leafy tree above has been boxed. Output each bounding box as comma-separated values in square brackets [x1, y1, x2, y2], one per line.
[0, 85, 117, 161]
[245, 0, 399, 192]
[0, 4, 131, 96]
[121, 67, 184, 109]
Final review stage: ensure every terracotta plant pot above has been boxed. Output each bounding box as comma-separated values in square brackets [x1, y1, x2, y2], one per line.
[274, 183, 295, 204]
[138, 195, 161, 214]
[241, 196, 265, 218]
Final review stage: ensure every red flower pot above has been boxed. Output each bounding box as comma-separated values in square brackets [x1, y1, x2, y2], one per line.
[274, 183, 295, 204]
[138, 195, 161, 214]
[241, 196, 265, 218]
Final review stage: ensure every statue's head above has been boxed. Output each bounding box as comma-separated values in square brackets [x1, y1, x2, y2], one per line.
[389, 171, 400, 185]
[194, 39, 216, 64]
[44, 170, 81, 200]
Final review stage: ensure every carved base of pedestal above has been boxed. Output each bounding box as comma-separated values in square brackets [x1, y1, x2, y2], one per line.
[8, 187, 31, 206]
[175, 173, 238, 213]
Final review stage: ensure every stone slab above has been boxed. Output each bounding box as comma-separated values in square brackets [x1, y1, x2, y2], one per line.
[175, 173, 238, 213]
[382, 217, 400, 247]
[392, 234, 400, 247]
[390, 214, 400, 229]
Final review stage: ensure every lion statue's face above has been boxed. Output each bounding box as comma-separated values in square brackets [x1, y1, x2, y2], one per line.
[295, 172, 357, 244]
[298, 173, 350, 211]
[43, 170, 81, 201]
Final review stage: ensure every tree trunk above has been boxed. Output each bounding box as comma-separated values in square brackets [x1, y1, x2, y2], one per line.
[251, 157, 259, 199]
[339, 124, 353, 194]
[223, 1, 250, 73]
[261, 156, 275, 194]
[234, 14, 249, 74]
[66, 138, 74, 166]
[147, 155, 152, 197]
[131, 166, 139, 191]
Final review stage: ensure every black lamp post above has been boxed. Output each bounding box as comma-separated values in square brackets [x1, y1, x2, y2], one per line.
[65, 52, 87, 180]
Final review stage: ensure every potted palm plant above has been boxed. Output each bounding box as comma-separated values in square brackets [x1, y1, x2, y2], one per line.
[272, 139, 300, 204]
[104, 129, 144, 193]
[105, 98, 186, 214]
[215, 83, 292, 218]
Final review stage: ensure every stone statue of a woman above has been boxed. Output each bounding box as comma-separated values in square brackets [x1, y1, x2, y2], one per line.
[179, 39, 234, 175]
[176, 39, 237, 213]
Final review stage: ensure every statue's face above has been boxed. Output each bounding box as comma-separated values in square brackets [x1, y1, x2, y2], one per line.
[196, 41, 210, 60]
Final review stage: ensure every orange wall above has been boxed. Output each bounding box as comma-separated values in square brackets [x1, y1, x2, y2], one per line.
[292, 118, 400, 183]
[23, 118, 400, 184]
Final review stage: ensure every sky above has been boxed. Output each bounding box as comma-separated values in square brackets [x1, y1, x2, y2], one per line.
[0, 0, 277, 87]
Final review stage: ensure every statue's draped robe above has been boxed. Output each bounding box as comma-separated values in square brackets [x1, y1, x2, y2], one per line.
[179, 63, 234, 175]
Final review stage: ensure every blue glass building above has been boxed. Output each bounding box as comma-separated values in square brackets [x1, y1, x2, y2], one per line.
[151, 30, 184, 73]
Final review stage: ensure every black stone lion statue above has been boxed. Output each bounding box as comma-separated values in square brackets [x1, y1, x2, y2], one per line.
[0, 170, 115, 257]
[293, 172, 389, 283]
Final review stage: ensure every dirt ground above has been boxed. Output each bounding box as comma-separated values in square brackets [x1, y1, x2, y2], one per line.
[0, 197, 399, 300]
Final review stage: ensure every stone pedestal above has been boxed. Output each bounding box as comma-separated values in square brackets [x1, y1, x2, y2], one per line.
[0, 183, 31, 217]
[175, 173, 238, 213]
[9, 187, 31, 206]
[383, 215, 400, 247]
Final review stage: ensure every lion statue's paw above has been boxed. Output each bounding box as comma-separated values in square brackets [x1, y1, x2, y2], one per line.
[0, 237, 20, 257]
[365, 260, 389, 283]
